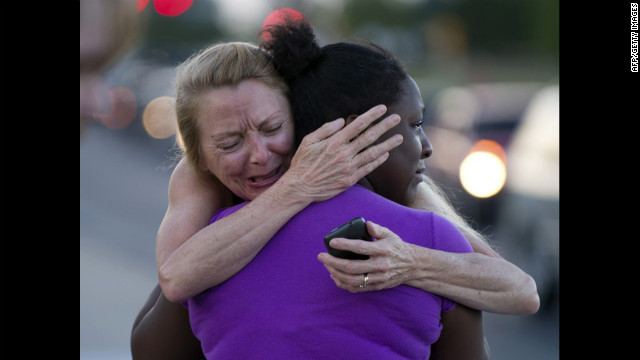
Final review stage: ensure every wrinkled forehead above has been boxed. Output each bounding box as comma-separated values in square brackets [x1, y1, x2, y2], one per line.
[197, 80, 292, 129]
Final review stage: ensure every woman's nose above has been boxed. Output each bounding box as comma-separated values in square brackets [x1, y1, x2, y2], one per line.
[248, 134, 270, 164]
[421, 133, 433, 159]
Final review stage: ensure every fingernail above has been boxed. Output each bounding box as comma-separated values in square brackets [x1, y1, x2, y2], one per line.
[377, 105, 387, 114]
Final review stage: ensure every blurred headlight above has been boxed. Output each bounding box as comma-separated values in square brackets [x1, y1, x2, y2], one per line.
[459, 140, 507, 198]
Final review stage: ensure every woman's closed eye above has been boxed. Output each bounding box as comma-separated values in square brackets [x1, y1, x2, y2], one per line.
[262, 123, 282, 135]
[218, 138, 241, 151]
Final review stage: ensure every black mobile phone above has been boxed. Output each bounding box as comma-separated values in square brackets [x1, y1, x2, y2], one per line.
[323, 217, 372, 260]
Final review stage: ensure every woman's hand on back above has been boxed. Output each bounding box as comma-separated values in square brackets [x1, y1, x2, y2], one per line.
[282, 104, 403, 203]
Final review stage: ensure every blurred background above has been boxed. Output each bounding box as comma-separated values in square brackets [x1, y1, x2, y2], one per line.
[80, 0, 559, 359]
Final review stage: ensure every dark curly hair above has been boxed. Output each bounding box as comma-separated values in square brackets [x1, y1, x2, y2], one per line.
[261, 19, 409, 148]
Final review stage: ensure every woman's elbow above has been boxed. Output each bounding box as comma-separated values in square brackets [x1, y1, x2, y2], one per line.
[158, 266, 188, 304]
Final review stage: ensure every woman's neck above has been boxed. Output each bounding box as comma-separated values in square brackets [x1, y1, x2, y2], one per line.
[357, 177, 375, 192]
[357, 176, 411, 207]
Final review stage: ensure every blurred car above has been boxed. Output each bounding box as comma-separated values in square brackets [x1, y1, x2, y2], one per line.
[423, 82, 559, 311]
[423, 82, 545, 223]
[494, 85, 559, 311]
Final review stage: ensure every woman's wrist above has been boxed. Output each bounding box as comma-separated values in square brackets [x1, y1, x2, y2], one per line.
[271, 168, 319, 206]
[403, 245, 445, 287]
[403, 247, 487, 303]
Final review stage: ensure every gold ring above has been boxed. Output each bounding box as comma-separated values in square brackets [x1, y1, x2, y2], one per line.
[359, 273, 369, 288]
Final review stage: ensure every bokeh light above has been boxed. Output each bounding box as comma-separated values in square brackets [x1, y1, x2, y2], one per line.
[137, 0, 149, 12]
[153, 0, 193, 17]
[142, 96, 177, 139]
[93, 86, 138, 130]
[459, 139, 507, 198]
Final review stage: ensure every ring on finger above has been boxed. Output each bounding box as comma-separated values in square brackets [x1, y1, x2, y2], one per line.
[359, 273, 369, 288]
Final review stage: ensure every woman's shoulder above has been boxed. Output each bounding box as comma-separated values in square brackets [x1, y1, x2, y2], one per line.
[430, 213, 474, 254]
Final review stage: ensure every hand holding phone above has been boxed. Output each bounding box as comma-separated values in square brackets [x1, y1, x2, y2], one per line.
[323, 217, 372, 260]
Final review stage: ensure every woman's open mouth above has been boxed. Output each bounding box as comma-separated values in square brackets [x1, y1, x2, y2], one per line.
[249, 166, 281, 184]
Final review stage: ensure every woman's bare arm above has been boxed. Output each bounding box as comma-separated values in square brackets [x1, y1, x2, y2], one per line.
[158, 106, 403, 303]
[155, 158, 234, 272]
[408, 180, 540, 314]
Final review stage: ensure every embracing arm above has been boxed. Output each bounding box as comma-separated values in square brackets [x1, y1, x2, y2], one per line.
[131, 284, 204, 360]
[406, 179, 539, 314]
[318, 181, 539, 315]
[158, 158, 311, 303]
[402, 244, 538, 315]
[430, 304, 489, 360]
[159, 106, 403, 303]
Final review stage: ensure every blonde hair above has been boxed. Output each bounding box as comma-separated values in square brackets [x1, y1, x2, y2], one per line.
[416, 175, 490, 245]
[174, 42, 290, 181]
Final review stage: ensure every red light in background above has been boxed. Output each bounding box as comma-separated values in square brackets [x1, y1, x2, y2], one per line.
[137, 0, 193, 16]
[137, 0, 149, 12]
[154, 0, 193, 17]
